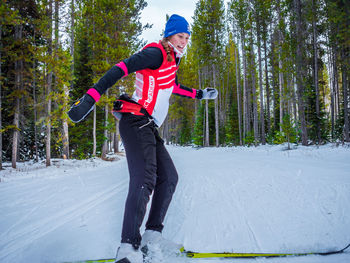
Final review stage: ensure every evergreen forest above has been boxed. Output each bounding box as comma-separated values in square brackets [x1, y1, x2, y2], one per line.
[1, 0, 349, 168]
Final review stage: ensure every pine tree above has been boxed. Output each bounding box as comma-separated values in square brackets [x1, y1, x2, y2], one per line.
[293, 0, 308, 145]
[325, 0, 350, 142]
[247, 2, 259, 145]
[0, 1, 22, 168]
[192, 0, 225, 146]
[254, 0, 267, 145]
[280, 113, 297, 150]
[2, 0, 39, 168]
[69, 0, 147, 158]
[224, 34, 240, 145]
[70, 22, 94, 159]
[228, 0, 250, 143]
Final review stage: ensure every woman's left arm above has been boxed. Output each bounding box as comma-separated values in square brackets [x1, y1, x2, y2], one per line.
[173, 76, 218, 100]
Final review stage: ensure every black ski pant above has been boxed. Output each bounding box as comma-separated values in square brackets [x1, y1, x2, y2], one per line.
[119, 113, 178, 249]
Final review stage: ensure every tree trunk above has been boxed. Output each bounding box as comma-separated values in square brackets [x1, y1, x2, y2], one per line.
[46, 77, 52, 167]
[114, 120, 119, 152]
[334, 49, 339, 121]
[271, 34, 278, 131]
[64, 0, 75, 159]
[263, 27, 271, 135]
[213, 65, 219, 146]
[102, 91, 109, 158]
[329, 45, 336, 139]
[225, 66, 230, 125]
[278, 56, 284, 132]
[235, 46, 242, 145]
[197, 68, 201, 118]
[250, 26, 259, 145]
[62, 121, 69, 159]
[109, 131, 112, 153]
[163, 115, 169, 145]
[312, 0, 321, 144]
[257, 17, 266, 144]
[62, 86, 70, 159]
[70, 0, 75, 90]
[32, 29, 39, 162]
[292, 75, 298, 126]
[12, 25, 23, 169]
[53, 1, 69, 159]
[45, 1, 53, 166]
[241, 28, 248, 140]
[331, 46, 340, 124]
[197, 68, 202, 145]
[342, 51, 350, 142]
[12, 98, 20, 169]
[294, 0, 308, 145]
[205, 99, 209, 146]
[0, 25, 2, 170]
[277, 0, 284, 132]
[344, 4, 350, 142]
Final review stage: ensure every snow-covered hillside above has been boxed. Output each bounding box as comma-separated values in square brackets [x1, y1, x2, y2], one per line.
[1, 144, 349, 263]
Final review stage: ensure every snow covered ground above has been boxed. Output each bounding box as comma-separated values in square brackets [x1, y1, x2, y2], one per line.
[1, 144, 350, 263]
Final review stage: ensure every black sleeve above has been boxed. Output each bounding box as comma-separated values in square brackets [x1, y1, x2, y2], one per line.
[123, 47, 163, 72]
[93, 66, 124, 95]
[93, 47, 163, 95]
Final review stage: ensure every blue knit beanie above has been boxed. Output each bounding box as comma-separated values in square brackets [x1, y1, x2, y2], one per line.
[164, 14, 191, 38]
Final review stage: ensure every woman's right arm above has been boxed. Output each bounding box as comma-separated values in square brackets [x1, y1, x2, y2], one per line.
[93, 47, 163, 96]
[68, 47, 163, 123]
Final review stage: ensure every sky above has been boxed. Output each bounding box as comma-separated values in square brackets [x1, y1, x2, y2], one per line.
[139, 0, 198, 43]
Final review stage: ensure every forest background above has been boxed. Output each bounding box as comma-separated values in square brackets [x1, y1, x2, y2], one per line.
[1, 0, 349, 168]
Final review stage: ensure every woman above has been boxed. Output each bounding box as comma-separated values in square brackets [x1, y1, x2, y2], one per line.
[68, 14, 218, 263]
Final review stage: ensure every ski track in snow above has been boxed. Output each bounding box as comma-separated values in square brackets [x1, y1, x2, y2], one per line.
[0, 145, 350, 263]
[0, 184, 59, 243]
[0, 180, 128, 261]
[165, 146, 350, 263]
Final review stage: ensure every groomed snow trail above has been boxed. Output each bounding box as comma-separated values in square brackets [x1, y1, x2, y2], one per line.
[0, 145, 349, 263]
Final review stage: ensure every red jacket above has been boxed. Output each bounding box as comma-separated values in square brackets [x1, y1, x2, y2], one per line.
[131, 41, 178, 126]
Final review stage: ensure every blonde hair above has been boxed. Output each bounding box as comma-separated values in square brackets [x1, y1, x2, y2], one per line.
[161, 37, 174, 62]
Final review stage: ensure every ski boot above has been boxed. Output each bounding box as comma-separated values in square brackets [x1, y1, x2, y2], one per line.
[115, 243, 143, 263]
[141, 230, 183, 260]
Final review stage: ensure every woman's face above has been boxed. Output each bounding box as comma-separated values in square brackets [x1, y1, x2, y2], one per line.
[169, 33, 190, 53]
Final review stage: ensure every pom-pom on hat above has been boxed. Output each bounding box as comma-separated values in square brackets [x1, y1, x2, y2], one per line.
[164, 14, 191, 38]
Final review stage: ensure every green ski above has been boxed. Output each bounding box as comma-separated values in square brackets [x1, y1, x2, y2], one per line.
[180, 243, 350, 258]
[64, 242, 350, 262]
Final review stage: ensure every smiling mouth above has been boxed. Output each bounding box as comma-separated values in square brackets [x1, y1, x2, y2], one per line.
[168, 41, 186, 57]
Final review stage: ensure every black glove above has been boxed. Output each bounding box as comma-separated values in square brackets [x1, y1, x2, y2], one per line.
[201, 88, 218, 100]
[68, 94, 95, 123]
